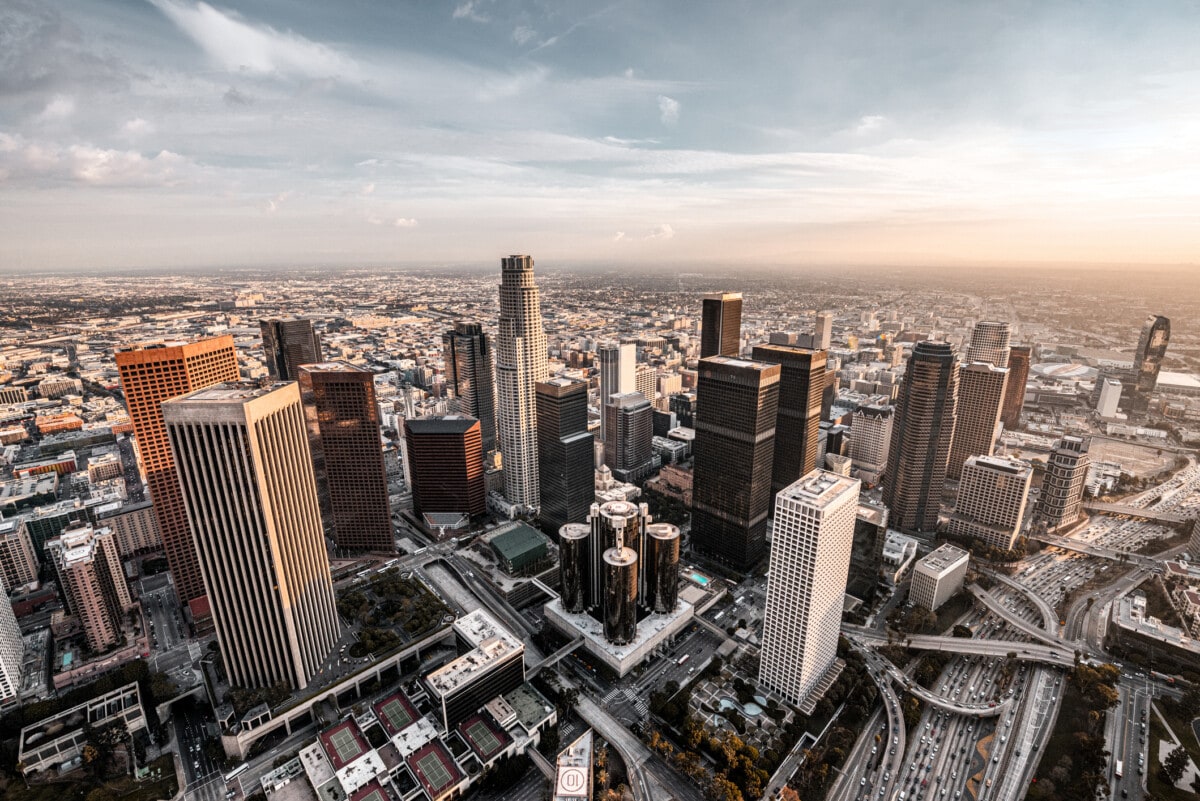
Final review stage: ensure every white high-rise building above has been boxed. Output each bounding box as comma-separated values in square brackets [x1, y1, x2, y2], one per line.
[1097, 378, 1122, 418]
[497, 255, 549, 513]
[759, 470, 860, 706]
[966, 321, 1011, 368]
[911, 544, 970, 611]
[164, 381, 340, 691]
[635, 363, 656, 407]
[598, 342, 635, 443]
[815, 312, 834, 350]
[848, 403, 893, 485]
[0, 593, 23, 705]
[948, 455, 1032, 551]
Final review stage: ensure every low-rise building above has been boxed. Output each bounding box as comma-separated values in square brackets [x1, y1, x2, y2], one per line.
[910, 544, 969, 611]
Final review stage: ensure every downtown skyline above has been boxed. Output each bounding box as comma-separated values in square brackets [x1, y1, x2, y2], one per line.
[1, 0, 1199, 270]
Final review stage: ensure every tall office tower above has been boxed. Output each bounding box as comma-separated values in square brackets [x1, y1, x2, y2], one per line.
[814, 312, 834, 350]
[0, 520, 38, 592]
[164, 382, 339, 691]
[700, 292, 743, 358]
[496, 255, 548, 513]
[946, 362, 1008, 480]
[768, 332, 798, 346]
[602, 536, 638, 645]
[604, 393, 654, 483]
[597, 342, 635, 444]
[669, 392, 697, 428]
[635, 364, 656, 406]
[298, 363, 393, 553]
[1096, 378, 1123, 418]
[536, 378, 596, 537]
[641, 523, 681, 614]
[116, 336, 239, 615]
[1133, 315, 1170, 408]
[759, 470, 860, 706]
[260, 317, 323, 381]
[443, 322, 497, 455]
[0, 597, 21, 705]
[405, 416, 487, 521]
[947, 455, 1032, 551]
[1035, 435, 1091, 531]
[558, 523, 590, 614]
[848, 403, 894, 485]
[46, 523, 132, 652]
[691, 357, 781, 570]
[751, 344, 825, 495]
[1000, 345, 1031, 430]
[586, 500, 649, 610]
[883, 341, 959, 534]
[966, 321, 1011, 368]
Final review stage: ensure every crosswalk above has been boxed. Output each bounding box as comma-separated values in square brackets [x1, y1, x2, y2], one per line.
[602, 686, 650, 717]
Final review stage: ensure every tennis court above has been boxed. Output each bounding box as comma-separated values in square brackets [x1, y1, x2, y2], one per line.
[465, 719, 502, 756]
[378, 697, 415, 732]
[415, 750, 454, 791]
[329, 727, 363, 764]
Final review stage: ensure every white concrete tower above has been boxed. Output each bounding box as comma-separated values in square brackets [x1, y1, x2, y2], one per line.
[0, 593, 23, 705]
[966, 321, 1011, 368]
[497, 255, 549, 513]
[759, 469, 860, 706]
[598, 341, 635, 444]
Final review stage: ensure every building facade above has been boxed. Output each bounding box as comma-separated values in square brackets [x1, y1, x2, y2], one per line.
[164, 382, 339, 691]
[0, 597, 22, 705]
[1000, 345, 1030, 430]
[750, 344, 825, 496]
[0, 520, 39, 593]
[603, 392, 654, 483]
[1035, 435, 1091, 531]
[495, 256, 548, 513]
[597, 342, 635, 445]
[46, 523, 132, 652]
[965, 321, 1011, 368]
[1133, 315, 1171, 409]
[759, 470, 860, 706]
[443, 322, 497, 455]
[535, 378, 595, 537]
[1097, 377, 1123, 418]
[910, 544, 969, 611]
[700, 292, 742, 359]
[947, 455, 1032, 551]
[883, 341, 959, 534]
[260, 317, 323, 381]
[115, 336, 240, 613]
[946, 362, 1008, 480]
[298, 363, 394, 552]
[691, 356, 781, 570]
[848, 403, 893, 485]
[405, 416, 487, 521]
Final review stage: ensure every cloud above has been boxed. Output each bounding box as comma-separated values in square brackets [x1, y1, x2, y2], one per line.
[121, 118, 153, 137]
[853, 115, 887, 135]
[222, 86, 252, 105]
[612, 231, 626, 241]
[512, 26, 537, 45]
[613, 224, 675, 242]
[366, 214, 418, 228]
[360, 183, 375, 195]
[148, 0, 354, 79]
[452, 2, 488, 23]
[658, 95, 680, 126]
[0, 134, 196, 186]
[38, 95, 76, 122]
[264, 191, 289, 213]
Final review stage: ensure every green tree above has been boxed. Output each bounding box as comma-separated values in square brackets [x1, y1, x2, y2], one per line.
[1162, 744, 1189, 785]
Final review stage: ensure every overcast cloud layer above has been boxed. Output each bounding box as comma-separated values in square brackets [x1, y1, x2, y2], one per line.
[1, 0, 1199, 270]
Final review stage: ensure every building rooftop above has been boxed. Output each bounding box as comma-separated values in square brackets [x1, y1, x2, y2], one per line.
[175, 381, 293, 403]
[405, 740, 464, 800]
[371, 691, 419, 737]
[489, 523, 548, 566]
[426, 610, 524, 698]
[318, 719, 369, 771]
[554, 730, 593, 801]
[777, 470, 860, 509]
[703, 291, 742, 301]
[966, 454, 1032, 476]
[916, 543, 970, 575]
[405, 415, 479, 435]
[455, 712, 511, 761]
[390, 716, 440, 759]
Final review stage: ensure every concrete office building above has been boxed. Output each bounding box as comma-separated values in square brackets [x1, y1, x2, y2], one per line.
[96, 500, 161, 557]
[0, 597, 22, 704]
[691, 357, 781, 570]
[814, 312, 834, 351]
[443, 322, 497, 455]
[46, 523, 133, 652]
[116, 336, 240, 617]
[751, 344, 825, 496]
[948, 455, 1032, 551]
[947, 362, 1008, 480]
[424, 610, 525, 730]
[635, 364, 656, 408]
[883, 342, 959, 534]
[496, 256, 548, 514]
[405, 416, 487, 522]
[1000, 345, 1031, 430]
[700, 292, 743, 358]
[1035, 436, 1091, 531]
[597, 342, 635, 445]
[910, 544, 970, 611]
[966, 321, 1011, 368]
[0, 520, 38, 593]
[848, 403, 893, 485]
[1097, 378, 1123, 418]
[536, 379, 595, 537]
[603, 393, 654, 483]
[260, 317, 323, 381]
[298, 363, 393, 552]
[759, 470, 861, 706]
[164, 382, 339, 691]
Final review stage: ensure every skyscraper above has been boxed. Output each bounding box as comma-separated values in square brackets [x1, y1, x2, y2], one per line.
[751, 344, 825, 496]
[948, 455, 1032, 551]
[691, 356, 780, 570]
[260, 317, 323, 381]
[46, 523, 132, 652]
[847, 403, 893, 485]
[946, 362, 1008, 480]
[883, 341, 959, 533]
[298, 362, 393, 553]
[0, 520, 38, 593]
[536, 378, 595, 537]
[496, 255, 548, 513]
[405, 416, 487, 521]
[604, 392, 654, 483]
[1097, 377, 1123, 418]
[1133, 315, 1170, 407]
[1000, 345, 1031, 430]
[0, 597, 22, 705]
[164, 382, 339, 691]
[759, 470, 860, 706]
[1035, 436, 1091, 531]
[966, 321, 1011, 368]
[635, 364, 656, 407]
[700, 292, 743, 358]
[116, 336, 240, 618]
[597, 342, 635, 444]
[443, 322, 497, 455]
[814, 312, 833, 351]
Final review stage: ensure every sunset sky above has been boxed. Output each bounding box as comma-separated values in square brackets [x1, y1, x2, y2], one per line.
[2, 0, 1199, 270]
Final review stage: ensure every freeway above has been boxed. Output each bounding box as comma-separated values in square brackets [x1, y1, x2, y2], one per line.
[980, 570, 1057, 632]
[1083, 500, 1188, 525]
[851, 642, 1011, 718]
[844, 626, 1077, 669]
[968, 585, 1075, 651]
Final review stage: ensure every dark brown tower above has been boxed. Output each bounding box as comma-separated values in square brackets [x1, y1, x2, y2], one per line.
[260, 317, 322, 381]
[536, 378, 595, 537]
[701, 292, 743, 359]
[1000, 346, 1031, 430]
[751, 344, 826, 495]
[405, 416, 486, 523]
